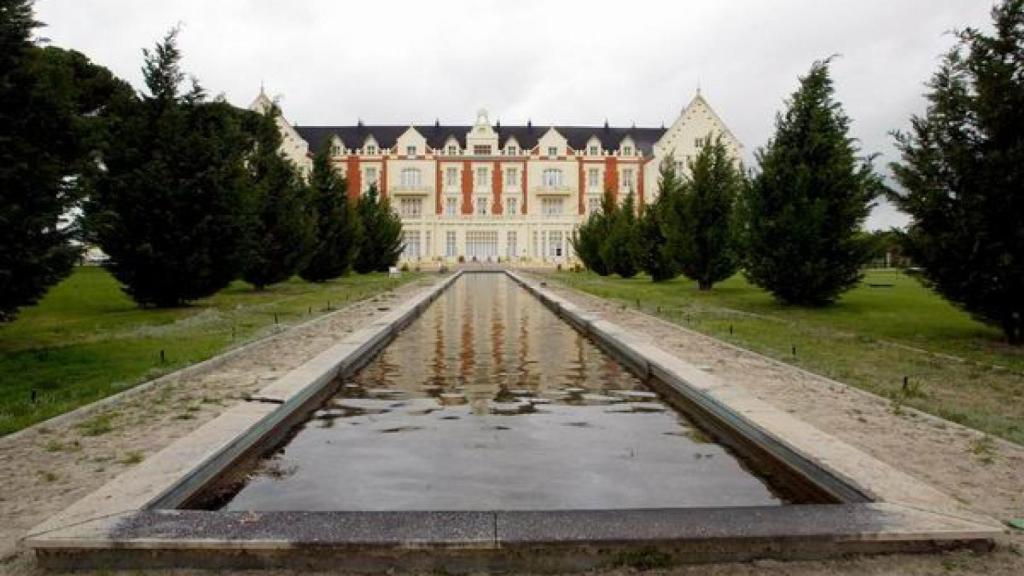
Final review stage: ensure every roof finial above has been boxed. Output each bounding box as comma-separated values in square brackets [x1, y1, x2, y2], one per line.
[696, 79, 702, 97]
[259, 80, 266, 97]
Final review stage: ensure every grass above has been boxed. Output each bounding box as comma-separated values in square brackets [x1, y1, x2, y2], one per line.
[552, 269, 1024, 445]
[0, 266, 417, 436]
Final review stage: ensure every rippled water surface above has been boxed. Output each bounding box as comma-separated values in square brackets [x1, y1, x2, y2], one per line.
[218, 274, 783, 511]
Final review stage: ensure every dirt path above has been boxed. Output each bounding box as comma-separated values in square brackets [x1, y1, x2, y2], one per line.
[0, 275, 441, 569]
[1, 272, 1022, 576]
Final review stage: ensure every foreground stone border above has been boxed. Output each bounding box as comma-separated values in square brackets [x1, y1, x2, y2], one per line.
[24, 270, 1002, 571]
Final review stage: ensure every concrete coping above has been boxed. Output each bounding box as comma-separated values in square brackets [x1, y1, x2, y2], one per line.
[24, 269, 1003, 571]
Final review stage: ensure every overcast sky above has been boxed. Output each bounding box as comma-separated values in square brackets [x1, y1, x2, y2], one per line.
[34, 0, 996, 230]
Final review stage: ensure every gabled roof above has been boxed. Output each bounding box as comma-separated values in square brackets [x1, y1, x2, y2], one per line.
[293, 123, 668, 156]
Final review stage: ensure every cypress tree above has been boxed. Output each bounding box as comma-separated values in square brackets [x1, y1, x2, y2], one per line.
[674, 134, 743, 290]
[86, 29, 254, 307]
[742, 58, 882, 305]
[600, 191, 642, 278]
[1, 1, 131, 320]
[890, 0, 1024, 344]
[639, 159, 682, 282]
[570, 189, 615, 275]
[241, 106, 316, 289]
[300, 145, 361, 282]
[353, 184, 403, 274]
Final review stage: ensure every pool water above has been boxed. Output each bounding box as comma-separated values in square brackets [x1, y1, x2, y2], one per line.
[214, 274, 784, 511]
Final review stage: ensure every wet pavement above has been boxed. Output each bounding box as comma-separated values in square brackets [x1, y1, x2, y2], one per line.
[215, 274, 783, 511]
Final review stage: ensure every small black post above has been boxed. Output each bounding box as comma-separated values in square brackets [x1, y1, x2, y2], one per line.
[902, 375, 909, 392]
[160, 349, 166, 363]
[729, 324, 734, 335]
[232, 326, 236, 340]
[791, 345, 796, 357]
[327, 300, 331, 311]
[308, 306, 312, 315]
[274, 312, 279, 325]
[31, 389, 37, 404]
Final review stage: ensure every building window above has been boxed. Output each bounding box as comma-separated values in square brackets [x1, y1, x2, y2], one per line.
[330, 144, 341, 156]
[447, 144, 458, 155]
[399, 198, 422, 218]
[475, 167, 489, 191]
[465, 231, 498, 260]
[445, 196, 458, 216]
[587, 168, 600, 191]
[541, 197, 564, 216]
[695, 137, 705, 148]
[588, 196, 601, 215]
[506, 145, 518, 156]
[445, 231, 457, 257]
[542, 168, 562, 188]
[621, 168, 634, 191]
[402, 230, 421, 259]
[366, 144, 377, 155]
[476, 197, 489, 215]
[506, 231, 517, 258]
[473, 145, 492, 155]
[400, 168, 421, 188]
[623, 145, 633, 156]
[505, 167, 518, 188]
[588, 145, 599, 156]
[445, 167, 458, 188]
[547, 146, 558, 157]
[365, 167, 378, 188]
[406, 145, 417, 157]
[506, 197, 518, 215]
[548, 230, 564, 259]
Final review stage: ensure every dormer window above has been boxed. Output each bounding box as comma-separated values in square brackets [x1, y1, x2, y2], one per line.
[589, 145, 599, 156]
[406, 146, 417, 157]
[473, 145, 492, 156]
[547, 146, 558, 157]
[507, 145, 518, 156]
[447, 145, 458, 155]
[366, 145, 377, 155]
[623, 145, 633, 156]
[330, 144, 341, 156]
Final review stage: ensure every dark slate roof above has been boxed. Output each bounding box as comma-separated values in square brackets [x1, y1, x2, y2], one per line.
[293, 124, 667, 156]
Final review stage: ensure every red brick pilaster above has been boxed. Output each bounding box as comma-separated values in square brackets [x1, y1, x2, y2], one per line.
[492, 161, 502, 215]
[461, 161, 473, 214]
[637, 161, 645, 208]
[435, 161, 443, 215]
[521, 162, 528, 215]
[577, 158, 585, 215]
[604, 156, 619, 204]
[346, 156, 361, 201]
[379, 158, 388, 199]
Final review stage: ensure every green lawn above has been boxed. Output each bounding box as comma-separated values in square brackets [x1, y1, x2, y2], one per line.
[0, 267, 417, 436]
[551, 270, 1024, 445]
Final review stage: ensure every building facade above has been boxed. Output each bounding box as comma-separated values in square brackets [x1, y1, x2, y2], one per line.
[251, 91, 742, 266]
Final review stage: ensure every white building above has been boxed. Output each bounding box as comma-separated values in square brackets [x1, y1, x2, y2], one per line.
[251, 90, 742, 266]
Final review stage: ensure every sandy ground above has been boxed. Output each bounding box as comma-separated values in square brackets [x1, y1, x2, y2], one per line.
[1, 271, 1023, 575]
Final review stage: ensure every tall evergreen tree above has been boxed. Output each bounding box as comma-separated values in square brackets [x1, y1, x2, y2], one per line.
[300, 145, 361, 281]
[600, 191, 642, 278]
[353, 184, 403, 274]
[570, 188, 615, 275]
[241, 106, 315, 289]
[742, 58, 881, 305]
[1, 0, 133, 321]
[674, 134, 743, 290]
[639, 159, 682, 282]
[85, 29, 255, 306]
[890, 0, 1024, 343]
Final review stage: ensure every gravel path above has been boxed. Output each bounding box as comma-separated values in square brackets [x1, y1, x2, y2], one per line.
[1, 271, 1021, 575]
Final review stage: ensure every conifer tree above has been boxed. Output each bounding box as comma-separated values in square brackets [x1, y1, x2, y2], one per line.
[353, 184, 403, 274]
[890, 0, 1024, 343]
[300, 145, 361, 281]
[241, 107, 315, 289]
[639, 159, 682, 282]
[742, 58, 881, 305]
[1, 1, 131, 320]
[674, 135, 743, 290]
[86, 29, 254, 306]
[600, 191, 642, 278]
[570, 189, 615, 275]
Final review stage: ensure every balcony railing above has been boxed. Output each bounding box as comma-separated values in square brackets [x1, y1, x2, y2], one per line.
[389, 184, 434, 195]
[532, 185, 574, 196]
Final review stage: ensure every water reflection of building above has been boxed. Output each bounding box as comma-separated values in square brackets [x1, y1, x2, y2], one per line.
[250, 90, 742, 266]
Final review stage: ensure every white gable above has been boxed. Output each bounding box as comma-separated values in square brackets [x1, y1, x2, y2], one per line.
[395, 126, 427, 155]
[537, 127, 568, 156]
[466, 108, 499, 153]
[654, 93, 743, 167]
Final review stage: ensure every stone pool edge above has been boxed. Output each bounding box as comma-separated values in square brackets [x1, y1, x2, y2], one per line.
[22, 269, 1003, 571]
